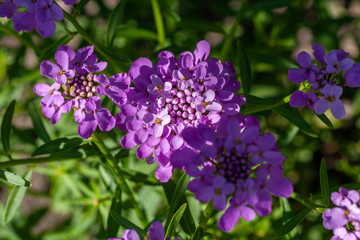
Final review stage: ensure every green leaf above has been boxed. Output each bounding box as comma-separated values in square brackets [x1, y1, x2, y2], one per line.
[116, 28, 158, 40]
[244, 94, 276, 105]
[320, 158, 330, 206]
[31, 137, 83, 156]
[106, 187, 122, 238]
[248, 0, 295, 11]
[237, 41, 252, 94]
[291, 192, 324, 209]
[272, 208, 311, 238]
[151, 0, 166, 47]
[0, 49, 6, 83]
[38, 34, 75, 62]
[165, 203, 187, 239]
[106, 0, 126, 47]
[0, 170, 31, 187]
[28, 102, 51, 143]
[280, 198, 299, 240]
[273, 105, 317, 137]
[1, 100, 15, 155]
[178, 20, 225, 34]
[316, 114, 333, 128]
[248, 52, 298, 69]
[3, 167, 34, 225]
[163, 179, 196, 235]
[74, 0, 90, 16]
[169, 173, 189, 213]
[192, 202, 215, 240]
[110, 211, 147, 237]
[312, 182, 360, 200]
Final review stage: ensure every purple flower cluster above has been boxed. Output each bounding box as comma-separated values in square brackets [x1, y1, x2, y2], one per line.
[109, 221, 183, 240]
[288, 43, 360, 119]
[323, 187, 360, 240]
[170, 115, 293, 232]
[34, 45, 130, 138]
[118, 40, 245, 182]
[0, 0, 75, 38]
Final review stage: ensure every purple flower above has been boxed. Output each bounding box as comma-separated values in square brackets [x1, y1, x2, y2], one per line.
[35, 0, 63, 23]
[170, 115, 293, 232]
[324, 50, 354, 74]
[344, 63, 360, 88]
[41, 95, 71, 124]
[109, 221, 183, 240]
[288, 51, 319, 83]
[0, 0, 17, 18]
[314, 84, 345, 119]
[78, 96, 115, 139]
[323, 187, 360, 240]
[34, 45, 125, 139]
[118, 40, 244, 182]
[288, 43, 355, 120]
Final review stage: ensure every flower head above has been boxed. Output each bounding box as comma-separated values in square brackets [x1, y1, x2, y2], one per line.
[322, 187, 360, 240]
[34, 45, 127, 138]
[119, 40, 245, 182]
[288, 43, 354, 120]
[170, 115, 293, 232]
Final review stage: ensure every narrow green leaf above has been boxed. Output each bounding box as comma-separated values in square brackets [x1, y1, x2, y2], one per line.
[237, 41, 252, 94]
[312, 182, 360, 200]
[165, 203, 187, 239]
[316, 114, 333, 128]
[3, 167, 34, 225]
[0, 170, 31, 187]
[28, 102, 51, 143]
[320, 158, 330, 206]
[31, 137, 83, 156]
[151, 0, 166, 48]
[1, 100, 15, 155]
[248, 52, 298, 69]
[192, 202, 215, 240]
[244, 94, 276, 105]
[291, 192, 324, 209]
[163, 180, 196, 235]
[116, 28, 158, 40]
[273, 105, 317, 137]
[272, 208, 311, 238]
[0, 49, 6, 83]
[74, 0, 90, 16]
[39, 34, 75, 62]
[248, 0, 295, 11]
[110, 211, 147, 237]
[106, 187, 122, 237]
[169, 173, 189, 212]
[106, 0, 126, 47]
[280, 198, 299, 240]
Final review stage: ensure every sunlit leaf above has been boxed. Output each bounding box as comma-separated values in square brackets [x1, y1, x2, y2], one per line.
[0, 170, 31, 187]
[165, 203, 187, 239]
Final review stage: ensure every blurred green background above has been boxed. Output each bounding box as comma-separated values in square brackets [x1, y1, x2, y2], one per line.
[1, 0, 360, 239]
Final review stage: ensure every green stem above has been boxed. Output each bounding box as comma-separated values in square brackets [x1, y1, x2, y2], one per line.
[151, 0, 166, 48]
[62, 10, 126, 72]
[290, 192, 324, 209]
[191, 201, 215, 240]
[0, 23, 40, 55]
[91, 131, 148, 223]
[0, 156, 74, 169]
[220, 0, 248, 60]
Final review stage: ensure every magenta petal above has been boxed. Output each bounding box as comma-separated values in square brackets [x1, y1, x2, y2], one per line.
[0, 2, 17, 18]
[78, 115, 97, 139]
[314, 97, 329, 115]
[148, 221, 165, 240]
[42, 105, 55, 119]
[12, 12, 36, 32]
[50, 110, 61, 124]
[330, 99, 345, 120]
[297, 51, 312, 68]
[153, 124, 164, 138]
[33, 83, 50, 96]
[170, 148, 197, 168]
[121, 229, 140, 240]
[322, 208, 348, 230]
[213, 195, 227, 211]
[121, 132, 137, 149]
[218, 206, 241, 232]
[267, 177, 293, 197]
[155, 164, 172, 183]
[49, 3, 63, 21]
[95, 108, 115, 131]
[36, 20, 56, 38]
[287, 68, 306, 83]
[55, 50, 69, 70]
[75, 46, 94, 65]
[194, 40, 210, 63]
[40, 60, 60, 79]
[170, 135, 183, 150]
[136, 143, 153, 159]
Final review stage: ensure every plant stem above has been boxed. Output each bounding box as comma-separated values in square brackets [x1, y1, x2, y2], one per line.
[220, 0, 248, 60]
[0, 23, 40, 55]
[151, 0, 166, 48]
[91, 131, 148, 223]
[191, 201, 215, 240]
